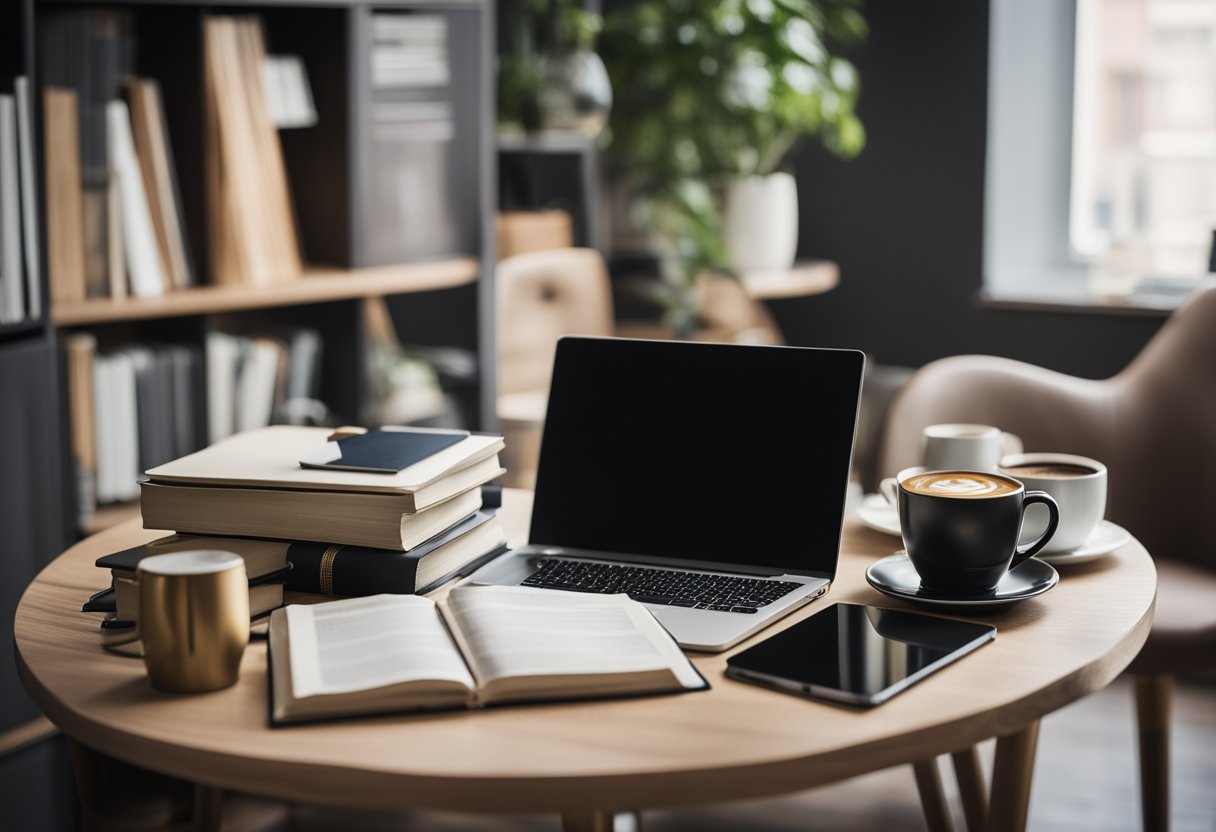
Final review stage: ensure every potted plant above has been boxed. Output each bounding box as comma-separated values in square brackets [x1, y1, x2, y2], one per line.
[600, 0, 867, 326]
[498, 0, 612, 139]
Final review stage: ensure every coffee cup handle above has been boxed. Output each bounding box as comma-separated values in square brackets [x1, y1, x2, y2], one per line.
[1011, 491, 1060, 568]
[879, 477, 900, 506]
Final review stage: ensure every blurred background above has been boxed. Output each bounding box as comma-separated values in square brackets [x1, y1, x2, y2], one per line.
[1, 0, 1214, 829]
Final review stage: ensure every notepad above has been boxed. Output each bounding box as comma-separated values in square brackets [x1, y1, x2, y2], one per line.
[299, 427, 470, 474]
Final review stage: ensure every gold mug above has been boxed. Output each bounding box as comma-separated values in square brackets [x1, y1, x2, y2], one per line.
[137, 551, 249, 693]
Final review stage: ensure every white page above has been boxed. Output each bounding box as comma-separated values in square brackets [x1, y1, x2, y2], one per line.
[287, 595, 474, 700]
[444, 586, 684, 685]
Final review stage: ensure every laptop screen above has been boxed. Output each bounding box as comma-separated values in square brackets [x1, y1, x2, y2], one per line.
[528, 338, 864, 580]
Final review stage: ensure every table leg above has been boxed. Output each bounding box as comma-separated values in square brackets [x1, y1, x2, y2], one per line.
[987, 721, 1040, 832]
[192, 784, 224, 832]
[951, 745, 989, 832]
[913, 758, 955, 832]
[561, 810, 641, 832]
[1135, 673, 1172, 832]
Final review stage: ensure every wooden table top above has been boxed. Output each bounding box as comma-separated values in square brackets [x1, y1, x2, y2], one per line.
[15, 490, 1155, 814]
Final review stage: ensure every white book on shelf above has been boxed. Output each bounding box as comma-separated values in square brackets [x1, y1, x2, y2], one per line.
[106, 100, 164, 299]
[112, 351, 142, 502]
[206, 331, 239, 444]
[0, 95, 25, 324]
[15, 78, 40, 321]
[235, 337, 281, 432]
[93, 356, 113, 504]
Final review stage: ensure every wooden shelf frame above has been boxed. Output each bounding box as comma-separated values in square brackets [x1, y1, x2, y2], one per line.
[51, 259, 480, 326]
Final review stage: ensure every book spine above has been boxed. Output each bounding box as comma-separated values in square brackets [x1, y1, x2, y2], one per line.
[285, 542, 419, 596]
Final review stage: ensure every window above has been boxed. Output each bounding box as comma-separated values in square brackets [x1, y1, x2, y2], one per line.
[1072, 0, 1216, 279]
[984, 0, 1214, 302]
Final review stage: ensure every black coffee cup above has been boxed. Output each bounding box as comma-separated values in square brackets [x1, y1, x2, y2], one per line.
[897, 470, 1060, 594]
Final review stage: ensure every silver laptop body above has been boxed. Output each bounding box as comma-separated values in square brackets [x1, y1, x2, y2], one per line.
[471, 337, 865, 652]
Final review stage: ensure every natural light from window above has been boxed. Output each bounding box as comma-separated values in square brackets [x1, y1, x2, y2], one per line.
[1071, 0, 1216, 281]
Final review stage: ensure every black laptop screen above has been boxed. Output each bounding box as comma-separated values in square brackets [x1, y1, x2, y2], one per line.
[528, 338, 864, 579]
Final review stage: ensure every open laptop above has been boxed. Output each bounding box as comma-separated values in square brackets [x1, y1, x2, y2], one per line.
[471, 336, 865, 652]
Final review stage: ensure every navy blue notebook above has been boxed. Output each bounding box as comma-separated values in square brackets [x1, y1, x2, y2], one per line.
[298, 428, 469, 474]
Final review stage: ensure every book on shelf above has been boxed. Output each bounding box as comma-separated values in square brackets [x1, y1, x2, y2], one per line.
[44, 87, 87, 306]
[0, 94, 25, 324]
[14, 78, 40, 321]
[268, 586, 708, 725]
[205, 329, 322, 443]
[66, 333, 98, 523]
[234, 336, 281, 432]
[105, 163, 125, 299]
[42, 13, 190, 305]
[94, 351, 141, 504]
[77, 341, 205, 512]
[128, 78, 193, 291]
[204, 15, 302, 286]
[41, 8, 134, 301]
[107, 99, 164, 299]
[140, 477, 488, 552]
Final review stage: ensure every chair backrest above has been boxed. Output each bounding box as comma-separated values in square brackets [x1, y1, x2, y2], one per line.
[878, 285, 1216, 569]
[497, 248, 614, 396]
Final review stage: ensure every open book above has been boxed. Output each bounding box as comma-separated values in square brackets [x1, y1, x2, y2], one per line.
[268, 585, 707, 724]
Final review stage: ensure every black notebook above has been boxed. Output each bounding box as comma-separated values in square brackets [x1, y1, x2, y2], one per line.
[298, 428, 469, 474]
[284, 511, 508, 596]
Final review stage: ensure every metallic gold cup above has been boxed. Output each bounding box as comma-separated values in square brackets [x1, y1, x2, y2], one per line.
[137, 551, 249, 693]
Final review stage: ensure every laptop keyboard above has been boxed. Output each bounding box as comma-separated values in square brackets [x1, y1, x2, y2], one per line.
[520, 558, 803, 613]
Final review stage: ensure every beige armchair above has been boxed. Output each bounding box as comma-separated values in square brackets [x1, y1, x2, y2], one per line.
[496, 248, 615, 488]
[877, 286, 1216, 832]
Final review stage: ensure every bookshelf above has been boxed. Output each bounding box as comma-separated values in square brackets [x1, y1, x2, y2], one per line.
[1, 3, 497, 771]
[53, 259, 480, 325]
[31, 0, 497, 534]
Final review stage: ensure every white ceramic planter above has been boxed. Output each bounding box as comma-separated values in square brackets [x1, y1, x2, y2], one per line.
[722, 172, 799, 272]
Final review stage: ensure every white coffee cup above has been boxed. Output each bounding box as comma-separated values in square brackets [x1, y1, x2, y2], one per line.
[998, 452, 1108, 554]
[880, 466, 926, 506]
[923, 424, 1021, 473]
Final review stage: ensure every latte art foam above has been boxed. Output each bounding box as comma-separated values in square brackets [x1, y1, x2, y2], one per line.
[903, 472, 1020, 498]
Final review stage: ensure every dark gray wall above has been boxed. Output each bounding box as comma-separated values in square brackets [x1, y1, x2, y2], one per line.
[772, 0, 1165, 380]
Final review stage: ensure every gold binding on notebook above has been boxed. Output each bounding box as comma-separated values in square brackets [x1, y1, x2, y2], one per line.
[319, 545, 342, 595]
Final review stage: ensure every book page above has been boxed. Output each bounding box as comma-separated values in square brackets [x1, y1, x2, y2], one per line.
[442, 585, 701, 690]
[287, 595, 474, 699]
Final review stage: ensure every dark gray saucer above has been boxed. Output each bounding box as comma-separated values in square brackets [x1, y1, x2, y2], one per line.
[865, 552, 1059, 614]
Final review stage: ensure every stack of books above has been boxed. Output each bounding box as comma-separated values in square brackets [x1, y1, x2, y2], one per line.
[40, 10, 309, 302]
[85, 426, 509, 643]
[64, 327, 324, 525]
[41, 8, 195, 303]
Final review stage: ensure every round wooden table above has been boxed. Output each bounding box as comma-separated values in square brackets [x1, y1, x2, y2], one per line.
[16, 490, 1155, 832]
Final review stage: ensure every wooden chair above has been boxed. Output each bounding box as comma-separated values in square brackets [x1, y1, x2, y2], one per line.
[877, 285, 1216, 831]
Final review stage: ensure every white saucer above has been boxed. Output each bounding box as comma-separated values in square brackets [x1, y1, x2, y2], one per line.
[1036, 520, 1132, 565]
[856, 494, 902, 537]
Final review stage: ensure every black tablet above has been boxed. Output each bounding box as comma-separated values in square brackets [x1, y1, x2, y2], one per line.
[725, 603, 995, 707]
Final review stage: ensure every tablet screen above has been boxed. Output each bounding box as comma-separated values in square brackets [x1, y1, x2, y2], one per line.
[725, 603, 995, 707]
